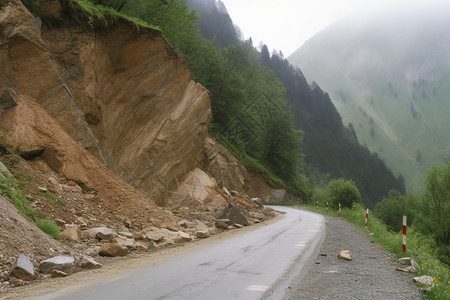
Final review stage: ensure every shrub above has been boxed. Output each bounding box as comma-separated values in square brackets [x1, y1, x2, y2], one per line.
[326, 178, 361, 209]
[36, 219, 60, 240]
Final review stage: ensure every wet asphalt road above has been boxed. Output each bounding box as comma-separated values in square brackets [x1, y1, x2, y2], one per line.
[30, 206, 325, 300]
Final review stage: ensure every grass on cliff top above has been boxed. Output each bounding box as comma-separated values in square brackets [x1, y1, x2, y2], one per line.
[295, 202, 449, 299]
[70, 0, 159, 31]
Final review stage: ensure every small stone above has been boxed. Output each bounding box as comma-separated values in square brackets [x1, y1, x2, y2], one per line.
[51, 270, 68, 278]
[118, 231, 133, 239]
[338, 250, 352, 261]
[78, 257, 102, 270]
[320, 253, 327, 256]
[54, 219, 66, 227]
[38, 186, 48, 192]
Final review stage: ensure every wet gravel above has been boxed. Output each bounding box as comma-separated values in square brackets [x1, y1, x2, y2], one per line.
[285, 213, 423, 300]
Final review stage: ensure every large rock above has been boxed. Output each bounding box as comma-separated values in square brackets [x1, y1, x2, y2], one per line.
[60, 224, 81, 243]
[413, 275, 434, 289]
[226, 206, 249, 226]
[39, 256, 75, 275]
[114, 236, 137, 250]
[10, 254, 35, 281]
[85, 227, 117, 241]
[97, 243, 128, 257]
[215, 206, 249, 226]
[145, 230, 165, 243]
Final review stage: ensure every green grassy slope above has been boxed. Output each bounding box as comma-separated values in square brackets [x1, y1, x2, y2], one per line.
[288, 2, 450, 190]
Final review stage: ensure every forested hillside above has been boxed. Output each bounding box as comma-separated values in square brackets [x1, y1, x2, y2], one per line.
[186, 0, 404, 208]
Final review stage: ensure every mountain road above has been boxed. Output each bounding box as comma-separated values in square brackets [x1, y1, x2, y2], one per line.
[27, 207, 325, 300]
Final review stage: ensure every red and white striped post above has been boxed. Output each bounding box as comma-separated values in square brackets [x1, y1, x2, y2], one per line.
[402, 216, 407, 252]
[326, 202, 329, 213]
[316, 201, 319, 209]
[365, 209, 369, 228]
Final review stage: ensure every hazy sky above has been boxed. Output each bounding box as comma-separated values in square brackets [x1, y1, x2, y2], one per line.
[220, 0, 395, 56]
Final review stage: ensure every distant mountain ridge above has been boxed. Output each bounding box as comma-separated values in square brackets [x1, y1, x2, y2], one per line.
[288, 1, 450, 190]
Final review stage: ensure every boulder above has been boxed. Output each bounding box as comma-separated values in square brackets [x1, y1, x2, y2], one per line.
[195, 230, 209, 238]
[397, 257, 419, 269]
[114, 236, 137, 250]
[97, 243, 128, 257]
[178, 231, 192, 242]
[413, 275, 434, 289]
[226, 206, 249, 226]
[178, 220, 194, 228]
[39, 256, 75, 275]
[10, 254, 35, 281]
[85, 227, 117, 241]
[145, 231, 165, 243]
[337, 250, 352, 261]
[194, 220, 209, 233]
[60, 224, 81, 243]
[135, 241, 149, 251]
[78, 257, 102, 270]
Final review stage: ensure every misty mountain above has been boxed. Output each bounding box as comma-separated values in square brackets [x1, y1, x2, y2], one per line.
[288, 1, 450, 190]
[188, 0, 405, 208]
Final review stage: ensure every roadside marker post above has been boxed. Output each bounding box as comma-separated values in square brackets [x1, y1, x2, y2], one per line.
[326, 202, 328, 213]
[365, 209, 369, 228]
[338, 203, 341, 216]
[402, 216, 407, 252]
[316, 201, 318, 209]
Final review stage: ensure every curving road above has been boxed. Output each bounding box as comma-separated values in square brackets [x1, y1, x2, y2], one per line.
[31, 207, 325, 300]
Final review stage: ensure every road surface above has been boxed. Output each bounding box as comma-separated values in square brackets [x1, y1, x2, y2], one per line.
[30, 207, 325, 300]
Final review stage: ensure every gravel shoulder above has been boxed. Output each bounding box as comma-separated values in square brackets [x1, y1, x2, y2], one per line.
[285, 212, 423, 300]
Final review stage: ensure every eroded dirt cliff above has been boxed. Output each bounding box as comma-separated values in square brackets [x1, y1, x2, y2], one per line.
[2, 0, 213, 206]
[0, 0, 278, 286]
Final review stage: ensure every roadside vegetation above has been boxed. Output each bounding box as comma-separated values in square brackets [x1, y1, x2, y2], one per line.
[296, 169, 450, 299]
[0, 140, 60, 240]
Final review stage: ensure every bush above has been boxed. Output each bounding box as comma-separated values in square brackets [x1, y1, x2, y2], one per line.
[374, 189, 416, 232]
[36, 219, 60, 240]
[326, 178, 361, 209]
